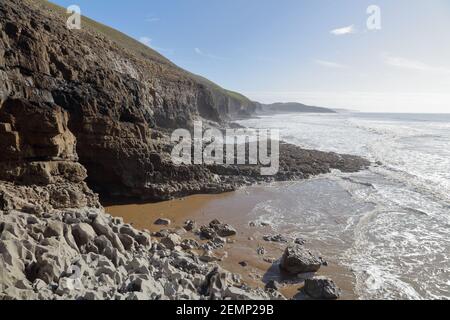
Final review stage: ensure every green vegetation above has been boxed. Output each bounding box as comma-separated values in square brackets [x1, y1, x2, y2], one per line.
[37, 0, 255, 108]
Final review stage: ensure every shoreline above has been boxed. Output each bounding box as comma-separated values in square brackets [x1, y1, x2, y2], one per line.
[106, 181, 359, 300]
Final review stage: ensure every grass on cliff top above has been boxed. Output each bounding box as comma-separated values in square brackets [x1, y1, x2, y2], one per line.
[36, 0, 254, 106]
[36, 0, 172, 66]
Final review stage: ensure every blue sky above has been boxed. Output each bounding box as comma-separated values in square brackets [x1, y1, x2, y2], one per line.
[52, 0, 450, 112]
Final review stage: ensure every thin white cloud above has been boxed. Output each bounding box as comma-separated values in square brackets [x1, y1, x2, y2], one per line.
[384, 55, 450, 74]
[145, 17, 160, 23]
[194, 47, 226, 60]
[139, 36, 152, 46]
[194, 47, 204, 55]
[314, 59, 347, 69]
[139, 37, 174, 55]
[330, 25, 356, 36]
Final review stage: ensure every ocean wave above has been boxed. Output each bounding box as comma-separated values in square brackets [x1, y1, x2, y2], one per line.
[238, 112, 450, 299]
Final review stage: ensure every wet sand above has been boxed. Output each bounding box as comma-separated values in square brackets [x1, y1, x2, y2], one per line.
[106, 184, 358, 300]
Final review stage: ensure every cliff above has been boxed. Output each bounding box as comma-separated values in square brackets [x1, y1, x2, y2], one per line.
[0, 0, 368, 207]
[0, 0, 259, 204]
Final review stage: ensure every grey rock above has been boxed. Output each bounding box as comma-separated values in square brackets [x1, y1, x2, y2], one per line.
[208, 237, 226, 249]
[256, 246, 266, 255]
[26, 216, 40, 225]
[209, 220, 237, 237]
[303, 277, 341, 300]
[160, 234, 181, 250]
[183, 220, 196, 232]
[44, 221, 64, 238]
[280, 244, 322, 274]
[118, 233, 135, 250]
[134, 232, 151, 247]
[32, 279, 48, 291]
[263, 234, 288, 243]
[72, 223, 96, 248]
[199, 226, 217, 240]
[238, 261, 248, 267]
[199, 251, 220, 263]
[265, 280, 280, 291]
[92, 215, 126, 253]
[152, 229, 171, 238]
[154, 218, 171, 226]
[224, 286, 262, 300]
[21, 205, 44, 216]
[180, 239, 200, 250]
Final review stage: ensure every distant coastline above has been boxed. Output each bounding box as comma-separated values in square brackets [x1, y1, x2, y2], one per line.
[255, 102, 336, 114]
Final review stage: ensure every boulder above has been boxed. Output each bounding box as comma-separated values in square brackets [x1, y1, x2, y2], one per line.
[154, 218, 171, 226]
[183, 220, 196, 232]
[180, 239, 199, 250]
[265, 280, 280, 291]
[224, 286, 262, 300]
[44, 221, 64, 238]
[63, 225, 80, 253]
[92, 215, 126, 252]
[199, 251, 220, 263]
[71, 223, 96, 248]
[263, 234, 288, 243]
[214, 224, 237, 237]
[199, 226, 217, 240]
[118, 233, 135, 250]
[152, 229, 171, 238]
[256, 246, 266, 255]
[303, 277, 341, 300]
[160, 234, 181, 250]
[279, 244, 322, 274]
[134, 232, 151, 248]
[209, 220, 237, 237]
[202, 267, 232, 299]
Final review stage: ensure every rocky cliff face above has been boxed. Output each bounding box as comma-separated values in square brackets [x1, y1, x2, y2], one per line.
[0, 0, 368, 207]
[0, 0, 260, 204]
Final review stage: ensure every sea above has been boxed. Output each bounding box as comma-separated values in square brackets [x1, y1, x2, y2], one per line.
[235, 112, 450, 300]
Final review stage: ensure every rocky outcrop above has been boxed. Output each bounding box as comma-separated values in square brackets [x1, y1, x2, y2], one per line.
[0, 0, 369, 203]
[0, 207, 284, 300]
[279, 244, 323, 274]
[0, 0, 260, 202]
[303, 277, 342, 300]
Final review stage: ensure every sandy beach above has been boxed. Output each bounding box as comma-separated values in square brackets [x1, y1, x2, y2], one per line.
[106, 182, 358, 300]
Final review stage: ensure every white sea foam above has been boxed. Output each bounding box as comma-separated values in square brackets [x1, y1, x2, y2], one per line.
[237, 112, 450, 300]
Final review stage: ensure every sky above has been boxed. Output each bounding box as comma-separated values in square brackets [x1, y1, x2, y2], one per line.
[52, 0, 450, 113]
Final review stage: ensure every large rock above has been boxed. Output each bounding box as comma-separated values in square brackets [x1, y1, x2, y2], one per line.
[44, 221, 64, 238]
[92, 215, 126, 253]
[160, 234, 181, 250]
[154, 218, 171, 226]
[279, 244, 322, 274]
[119, 225, 151, 248]
[303, 277, 342, 300]
[199, 226, 217, 240]
[71, 223, 96, 248]
[212, 224, 237, 238]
